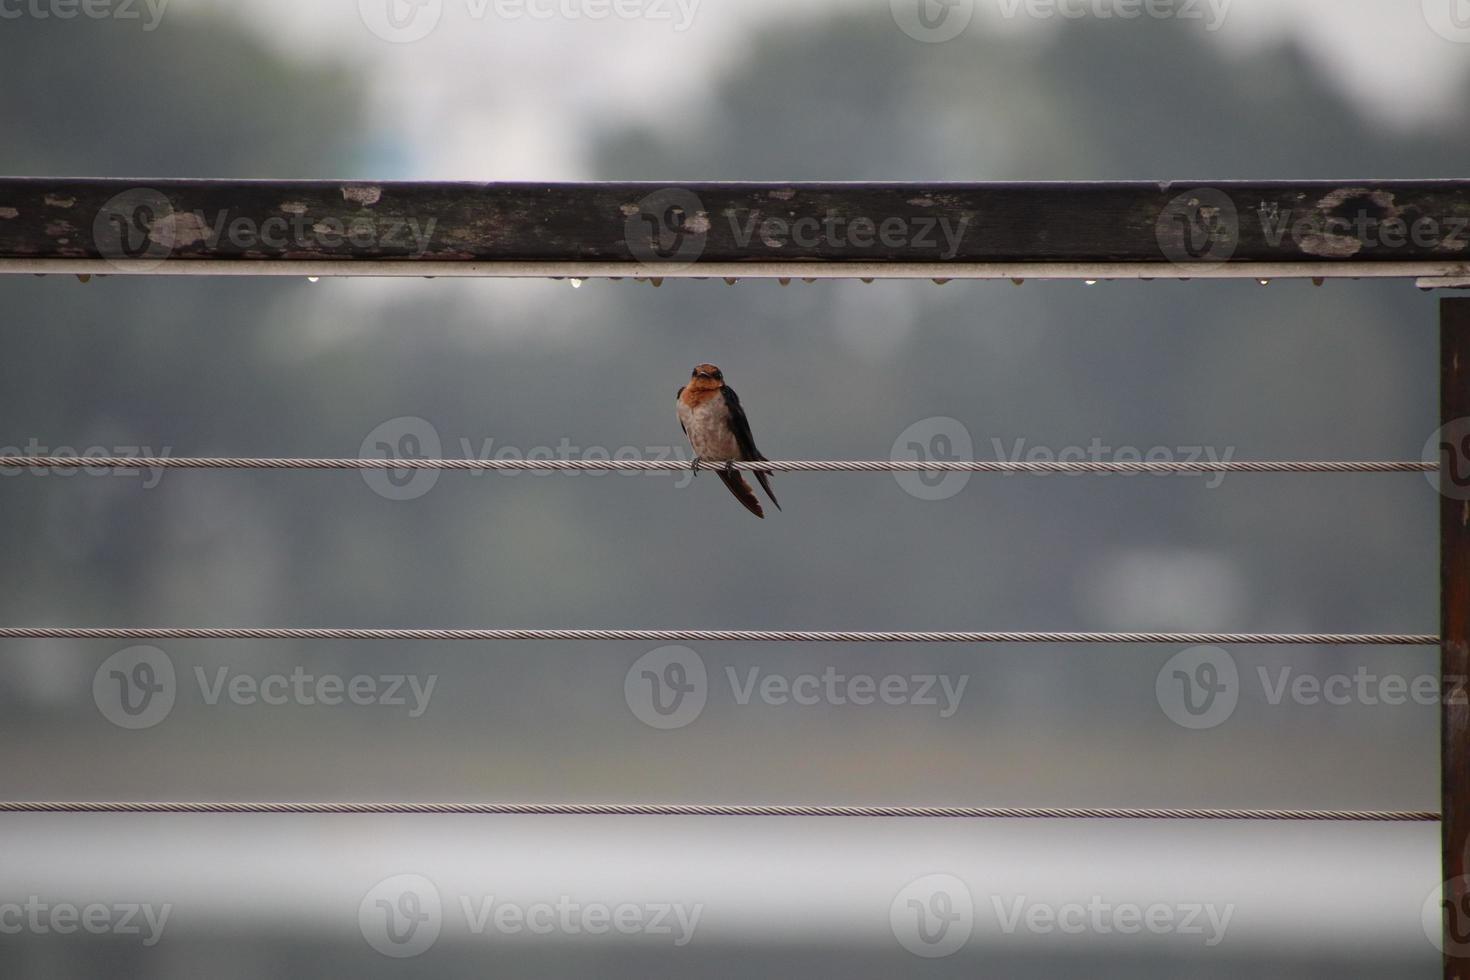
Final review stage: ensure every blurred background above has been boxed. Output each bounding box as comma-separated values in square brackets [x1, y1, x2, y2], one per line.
[1, 0, 1466, 975]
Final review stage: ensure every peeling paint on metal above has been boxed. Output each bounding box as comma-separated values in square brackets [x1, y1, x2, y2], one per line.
[341, 185, 382, 207]
[1297, 187, 1403, 259]
[43, 195, 76, 208]
[0, 207, 17, 219]
[148, 210, 211, 249]
[280, 201, 308, 215]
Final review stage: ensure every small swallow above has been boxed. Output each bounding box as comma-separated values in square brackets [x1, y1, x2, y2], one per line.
[676, 363, 781, 519]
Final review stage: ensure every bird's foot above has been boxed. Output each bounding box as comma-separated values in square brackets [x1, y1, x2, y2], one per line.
[722, 460, 736, 473]
[690, 456, 703, 477]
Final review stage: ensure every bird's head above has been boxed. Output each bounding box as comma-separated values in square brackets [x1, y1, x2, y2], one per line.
[688, 363, 725, 390]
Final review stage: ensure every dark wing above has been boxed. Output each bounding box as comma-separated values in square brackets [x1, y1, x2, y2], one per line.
[721, 385, 780, 511]
[675, 385, 686, 435]
[716, 469, 765, 518]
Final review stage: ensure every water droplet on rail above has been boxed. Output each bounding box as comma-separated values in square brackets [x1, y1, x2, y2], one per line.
[1257, 279, 1270, 285]
[1084, 279, 1098, 286]
[569, 278, 583, 288]
[307, 276, 320, 283]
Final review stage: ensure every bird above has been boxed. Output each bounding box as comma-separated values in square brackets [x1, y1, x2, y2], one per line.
[676, 363, 781, 518]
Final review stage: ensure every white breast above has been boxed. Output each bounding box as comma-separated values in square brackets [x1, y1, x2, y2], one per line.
[678, 396, 741, 462]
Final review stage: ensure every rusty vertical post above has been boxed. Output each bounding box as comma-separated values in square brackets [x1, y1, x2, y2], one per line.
[1444, 297, 1470, 979]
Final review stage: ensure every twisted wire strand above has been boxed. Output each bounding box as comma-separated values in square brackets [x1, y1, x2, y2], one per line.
[0, 801, 1438, 821]
[0, 456, 1438, 474]
[0, 627, 1437, 644]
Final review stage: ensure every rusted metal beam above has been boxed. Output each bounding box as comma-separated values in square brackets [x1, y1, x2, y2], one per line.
[0, 179, 1468, 278]
[1444, 297, 1470, 978]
